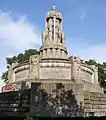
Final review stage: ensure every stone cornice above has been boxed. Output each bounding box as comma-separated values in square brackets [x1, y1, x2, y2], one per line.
[13, 64, 29, 73]
[13, 61, 29, 70]
[40, 62, 71, 68]
[81, 64, 94, 72]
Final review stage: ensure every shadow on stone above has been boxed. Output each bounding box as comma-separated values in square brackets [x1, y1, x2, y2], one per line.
[30, 83, 84, 117]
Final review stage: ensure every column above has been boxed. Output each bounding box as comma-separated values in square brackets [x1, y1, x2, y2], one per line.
[43, 50, 46, 58]
[40, 51, 42, 58]
[57, 49, 61, 58]
[52, 48, 55, 58]
[47, 48, 51, 58]
[62, 50, 64, 58]
[53, 16, 56, 42]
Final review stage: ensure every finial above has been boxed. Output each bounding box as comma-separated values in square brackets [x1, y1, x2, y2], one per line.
[51, 6, 56, 11]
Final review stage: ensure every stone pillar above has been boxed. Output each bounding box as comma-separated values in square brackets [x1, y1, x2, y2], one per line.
[55, 49, 58, 58]
[52, 48, 55, 58]
[94, 67, 99, 84]
[50, 49, 53, 58]
[62, 50, 64, 58]
[64, 51, 67, 59]
[47, 48, 51, 58]
[29, 55, 40, 79]
[8, 64, 16, 83]
[40, 51, 43, 59]
[71, 57, 76, 81]
[43, 50, 46, 58]
[71, 56, 81, 83]
[57, 49, 61, 58]
[91, 73, 94, 83]
[53, 16, 56, 42]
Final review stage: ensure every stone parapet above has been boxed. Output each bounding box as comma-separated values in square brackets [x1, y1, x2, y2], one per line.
[83, 81, 103, 93]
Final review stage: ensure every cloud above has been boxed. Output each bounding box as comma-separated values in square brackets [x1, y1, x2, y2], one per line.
[80, 11, 86, 20]
[66, 37, 106, 63]
[0, 11, 41, 91]
[0, 11, 41, 52]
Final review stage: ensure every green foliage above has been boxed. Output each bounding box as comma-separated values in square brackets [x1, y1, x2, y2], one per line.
[6, 56, 17, 66]
[85, 59, 97, 65]
[103, 62, 106, 68]
[24, 49, 39, 61]
[1, 71, 8, 83]
[85, 59, 106, 88]
[5, 49, 39, 65]
[17, 53, 25, 64]
[98, 63, 106, 88]
[1, 49, 39, 83]
[24, 116, 35, 120]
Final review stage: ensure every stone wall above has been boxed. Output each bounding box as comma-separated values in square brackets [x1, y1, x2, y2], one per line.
[1, 82, 106, 117]
[39, 62, 71, 80]
[0, 83, 84, 117]
[5, 56, 101, 94]
[83, 81, 103, 93]
[30, 83, 84, 117]
[10, 63, 30, 83]
[69, 56, 99, 85]
[81, 66, 93, 83]
[15, 69, 29, 82]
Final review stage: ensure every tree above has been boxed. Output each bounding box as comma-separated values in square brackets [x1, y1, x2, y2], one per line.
[98, 63, 106, 88]
[85, 59, 97, 65]
[1, 71, 8, 83]
[103, 62, 106, 68]
[1, 49, 39, 83]
[6, 57, 17, 66]
[85, 59, 106, 88]
[17, 53, 25, 64]
[24, 49, 39, 61]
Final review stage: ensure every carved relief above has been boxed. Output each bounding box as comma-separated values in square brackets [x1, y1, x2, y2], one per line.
[42, 31, 48, 44]
[76, 66, 81, 78]
[29, 55, 39, 78]
[40, 67, 71, 79]
[40, 6, 68, 59]
[15, 70, 29, 82]
[43, 8, 64, 44]
[48, 27, 52, 42]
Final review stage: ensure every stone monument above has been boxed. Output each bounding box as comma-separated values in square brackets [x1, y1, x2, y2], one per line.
[2, 6, 106, 117]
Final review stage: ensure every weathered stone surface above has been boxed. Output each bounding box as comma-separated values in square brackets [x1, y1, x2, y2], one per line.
[15, 69, 29, 82]
[84, 91, 106, 116]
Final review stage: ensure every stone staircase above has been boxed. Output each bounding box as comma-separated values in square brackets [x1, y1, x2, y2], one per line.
[84, 91, 106, 116]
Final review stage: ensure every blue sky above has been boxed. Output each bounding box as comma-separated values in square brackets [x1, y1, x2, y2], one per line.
[0, 0, 106, 89]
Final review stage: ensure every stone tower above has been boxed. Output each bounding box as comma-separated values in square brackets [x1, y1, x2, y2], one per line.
[40, 6, 68, 59]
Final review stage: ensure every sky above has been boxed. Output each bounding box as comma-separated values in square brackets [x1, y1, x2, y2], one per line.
[0, 0, 106, 90]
